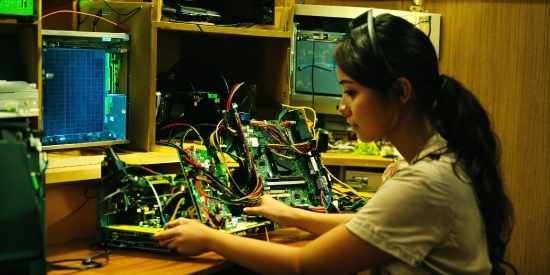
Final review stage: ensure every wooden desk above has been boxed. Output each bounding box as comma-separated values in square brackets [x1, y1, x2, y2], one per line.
[47, 228, 316, 275]
[43, 149, 384, 244]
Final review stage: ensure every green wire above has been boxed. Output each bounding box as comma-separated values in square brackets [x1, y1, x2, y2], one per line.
[31, 172, 39, 190]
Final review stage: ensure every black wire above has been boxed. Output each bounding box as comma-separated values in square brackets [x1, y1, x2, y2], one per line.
[238, 84, 254, 113]
[298, 65, 332, 72]
[117, 7, 142, 25]
[312, 45, 315, 109]
[85, 183, 97, 199]
[196, 24, 204, 33]
[273, 102, 283, 119]
[76, 0, 83, 31]
[93, 9, 103, 31]
[102, 0, 140, 16]
[415, 18, 432, 38]
[165, 58, 230, 96]
[48, 248, 110, 270]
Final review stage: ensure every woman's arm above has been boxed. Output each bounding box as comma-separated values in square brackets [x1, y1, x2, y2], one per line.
[243, 195, 355, 236]
[154, 218, 393, 274]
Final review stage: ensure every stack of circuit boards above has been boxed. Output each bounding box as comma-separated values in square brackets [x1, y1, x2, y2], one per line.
[96, 106, 332, 251]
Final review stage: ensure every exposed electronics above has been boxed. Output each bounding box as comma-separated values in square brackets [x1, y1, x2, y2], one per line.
[0, 80, 39, 118]
[290, 4, 441, 115]
[162, 0, 275, 25]
[97, 105, 334, 252]
[0, 0, 34, 18]
[41, 30, 130, 150]
[0, 121, 47, 274]
[156, 91, 222, 142]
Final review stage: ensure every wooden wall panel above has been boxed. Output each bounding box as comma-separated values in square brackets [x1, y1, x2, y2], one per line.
[426, 1, 550, 274]
[45, 182, 98, 245]
[309, 0, 550, 273]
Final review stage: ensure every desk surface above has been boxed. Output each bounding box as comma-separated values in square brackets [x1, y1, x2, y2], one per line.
[45, 149, 392, 184]
[47, 228, 316, 275]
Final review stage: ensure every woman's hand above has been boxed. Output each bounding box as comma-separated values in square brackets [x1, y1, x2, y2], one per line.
[381, 160, 409, 184]
[153, 218, 215, 256]
[243, 195, 295, 227]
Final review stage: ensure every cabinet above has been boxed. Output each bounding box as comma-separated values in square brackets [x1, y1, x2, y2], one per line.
[76, 0, 294, 152]
[321, 152, 391, 192]
[0, 0, 41, 126]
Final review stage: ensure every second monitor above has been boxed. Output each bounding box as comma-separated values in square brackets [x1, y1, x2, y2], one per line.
[41, 30, 130, 150]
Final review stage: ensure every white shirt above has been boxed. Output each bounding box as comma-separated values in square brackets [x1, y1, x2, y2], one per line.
[346, 135, 491, 274]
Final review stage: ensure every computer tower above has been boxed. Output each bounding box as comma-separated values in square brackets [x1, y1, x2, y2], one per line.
[0, 122, 47, 275]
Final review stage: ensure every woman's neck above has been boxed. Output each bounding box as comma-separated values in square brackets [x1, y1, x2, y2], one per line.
[389, 116, 435, 163]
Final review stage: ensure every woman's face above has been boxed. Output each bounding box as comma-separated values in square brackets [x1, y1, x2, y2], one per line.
[337, 67, 396, 142]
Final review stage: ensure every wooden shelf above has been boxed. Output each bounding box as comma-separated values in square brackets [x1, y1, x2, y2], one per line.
[46, 150, 180, 184]
[153, 21, 292, 39]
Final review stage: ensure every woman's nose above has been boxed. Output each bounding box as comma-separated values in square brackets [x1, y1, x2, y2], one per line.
[337, 103, 348, 116]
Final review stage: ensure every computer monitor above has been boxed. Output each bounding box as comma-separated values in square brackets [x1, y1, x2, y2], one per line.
[41, 30, 130, 150]
[290, 5, 441, 115]
[294, 30, 344, 97]
[0, 0, 35, 17]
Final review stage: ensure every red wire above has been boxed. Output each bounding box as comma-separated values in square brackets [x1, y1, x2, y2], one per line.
[159, 123, 189, 131]
[42, 10, 131, 33]
[226, 83, 243, 111]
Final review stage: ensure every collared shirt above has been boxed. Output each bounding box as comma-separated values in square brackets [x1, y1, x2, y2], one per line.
[346, 134, 491, 274]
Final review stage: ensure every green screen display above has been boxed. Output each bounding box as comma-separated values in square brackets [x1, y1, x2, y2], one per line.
[0, 0, 34, 17]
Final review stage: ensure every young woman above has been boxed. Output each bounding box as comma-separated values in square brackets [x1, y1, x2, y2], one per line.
[154, 10, 514, 274]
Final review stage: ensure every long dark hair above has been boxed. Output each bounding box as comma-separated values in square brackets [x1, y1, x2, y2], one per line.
[334, 13, 514, 274]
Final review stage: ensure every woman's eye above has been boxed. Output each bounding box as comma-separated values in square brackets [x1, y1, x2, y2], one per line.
[343, 90, 356, 97]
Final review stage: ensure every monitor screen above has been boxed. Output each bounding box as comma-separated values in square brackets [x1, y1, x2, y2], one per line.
[294, 31, 344, 98]
[41, 30, 130, 150]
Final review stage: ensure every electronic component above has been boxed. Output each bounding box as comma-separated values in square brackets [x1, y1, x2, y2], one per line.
[162, 0, 274, 25]
[156, 91, 222, 141]
[41, 30, 130, 149]
[0, 0, 34, 18]
[0, 121, 47, 274]
[97, 105, 333, 251]
[0, 80, 38, 117]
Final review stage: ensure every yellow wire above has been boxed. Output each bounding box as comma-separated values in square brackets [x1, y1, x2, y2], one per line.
[209, 119, 233, 187]
[281, 104, 318, 128]
[170, 197, 185, 222]
[323, 166, 370, 202]
[264, 227, 270, 242]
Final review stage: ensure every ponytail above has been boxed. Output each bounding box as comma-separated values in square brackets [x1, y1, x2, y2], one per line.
[335, 12, 515, 273]
[432, 75, 514, 274]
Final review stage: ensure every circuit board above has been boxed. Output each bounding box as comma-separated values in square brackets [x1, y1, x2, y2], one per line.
[180, 107, 332, 232]
[96, 106, 335, 251]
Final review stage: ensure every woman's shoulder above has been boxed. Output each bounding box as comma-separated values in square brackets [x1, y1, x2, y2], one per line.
[377, 155, 470, 203]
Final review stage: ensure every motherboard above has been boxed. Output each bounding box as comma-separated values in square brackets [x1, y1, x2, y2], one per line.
[97, 105, 341, 251]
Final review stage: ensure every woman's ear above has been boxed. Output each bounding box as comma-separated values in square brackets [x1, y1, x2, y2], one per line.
[396, 77, 413, 106]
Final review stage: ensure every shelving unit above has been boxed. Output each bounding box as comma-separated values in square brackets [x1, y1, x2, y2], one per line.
[0, 0, 41, 127]
[77, 0, 294, 152]
[152, 21, 292, 39]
